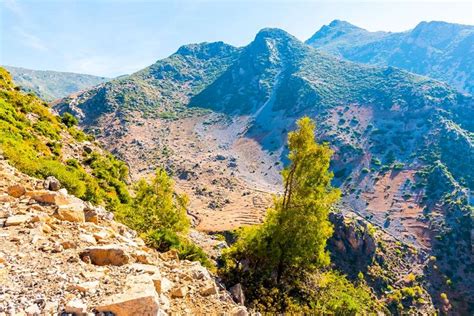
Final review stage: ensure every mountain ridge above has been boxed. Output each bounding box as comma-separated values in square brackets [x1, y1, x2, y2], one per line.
[3, 65, 109, 101]
[306, 20, 474, 94]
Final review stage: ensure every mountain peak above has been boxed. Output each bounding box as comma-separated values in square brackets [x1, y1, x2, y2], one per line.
[412, 20, 474, 34]
[175, 41, 236, 59]
[254, 28, 298, 42]
[306, 20, 366, 46]
[328, 19, 360, 30]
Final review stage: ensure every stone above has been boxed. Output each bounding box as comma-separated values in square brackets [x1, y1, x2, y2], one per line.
[41, 223, 53, 234]
[171, 286, 187, 298]
[64, 298, 87, 315]
[7, 184, 26, 198]
[200, 282, 218, 296]
[79, 234, 97, 244]
[25, 303, 40, 316]
[53, 204, 85, 223]
[133, 251, 152, 264]
[0, 253, 5, 264]
[69, 281, 100, 293]
[152, 276, 173, 294]
[159, 294, 170, 311]
[61, 240, 77, 249]
[80, 245, 130, 266]
[231, 306, 249, 316]
[0, 194, 14, 202]
[27, 190, 69, 205]
[93, 231, 108, 241]
[44, 176, 61, 191]
[189, 262, 210, 280]
[131, 263, 161, 275]
[230, 283, 245, 305]
[161, 249, 179, 261]
[95, 275, 162, 316]
[30, 213, 50, 223]
[5, 214, 31, 227]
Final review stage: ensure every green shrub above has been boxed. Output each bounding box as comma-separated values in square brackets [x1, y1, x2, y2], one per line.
[61, 112, 78, 128]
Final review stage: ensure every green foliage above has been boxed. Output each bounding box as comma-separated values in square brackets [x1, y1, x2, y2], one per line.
[116, 169, 210, 267]
[61, 112, 78, 128]
[224, 117, 340, 282]
[68, 126, 93, 142]
[1, 72, 209, 268]
[0, 67, 210, 268]
[219, 117, 377, 313]
[117, 169, 189, 232]
[238, 271, 381, 314]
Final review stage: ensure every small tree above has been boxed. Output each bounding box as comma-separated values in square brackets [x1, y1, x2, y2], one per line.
[224, 116, 340, 284]
[116, 168, 190, 243]
[61, 112, 78, 128]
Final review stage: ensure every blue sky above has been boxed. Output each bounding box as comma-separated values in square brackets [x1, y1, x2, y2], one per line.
[1, 0, 472, 77]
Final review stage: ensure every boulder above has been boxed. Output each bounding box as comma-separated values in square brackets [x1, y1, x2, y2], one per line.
[53, 204, 85, 223]
[80, 245, 130, 266]
[230, 283, 245, 305]
[7, 184, 26, 198]
[27, 190, 73, 205]
[44, 176, 61, 191]
[5, 214, 31, 227]
[0, 194, 15, 202]
[133, 250, 153, 264]
[95, 275, 163, 316]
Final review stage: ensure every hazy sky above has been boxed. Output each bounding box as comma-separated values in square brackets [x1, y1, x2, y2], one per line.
[1, 0, 473, 77]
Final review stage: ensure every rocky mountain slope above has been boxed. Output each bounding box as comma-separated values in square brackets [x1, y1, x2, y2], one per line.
[0, 67, 247, 315]
[54, 28, 473, 313]
[0, 157, 245, 315]
[3, 66, 109, 101]
[306, 20, 474, 94]
[54, 42, 239, 125]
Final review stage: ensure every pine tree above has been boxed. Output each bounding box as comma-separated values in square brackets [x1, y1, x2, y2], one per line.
[224, 116, 340, 284]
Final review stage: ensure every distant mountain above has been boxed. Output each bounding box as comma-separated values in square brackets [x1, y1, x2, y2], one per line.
[3, 66, 109, 101]
[306, 20, 474, 94]
[55, 27, 474, 312]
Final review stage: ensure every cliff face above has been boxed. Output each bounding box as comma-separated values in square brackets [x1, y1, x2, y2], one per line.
[0, 157, 245, 315]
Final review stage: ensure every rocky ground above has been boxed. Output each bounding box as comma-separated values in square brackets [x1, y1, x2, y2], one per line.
[0, 157, 246, 315]
[93, 112, 278, 232]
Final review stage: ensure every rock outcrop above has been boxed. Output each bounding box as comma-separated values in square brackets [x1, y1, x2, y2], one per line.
[328, 212, 376, 273]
